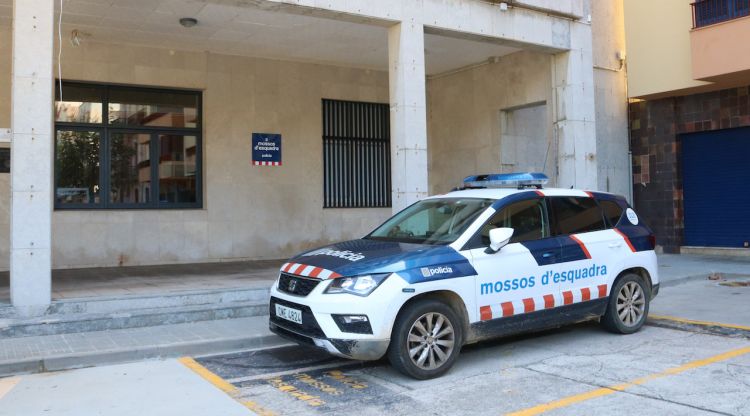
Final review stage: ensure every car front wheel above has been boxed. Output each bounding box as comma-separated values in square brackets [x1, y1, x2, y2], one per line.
[388, 299, 463, 379]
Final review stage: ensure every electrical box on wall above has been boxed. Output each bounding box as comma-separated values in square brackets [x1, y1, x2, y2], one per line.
[0, 148, 9, 173]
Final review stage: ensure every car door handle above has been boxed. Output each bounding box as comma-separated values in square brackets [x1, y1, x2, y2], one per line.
[608, 242, 622, 249]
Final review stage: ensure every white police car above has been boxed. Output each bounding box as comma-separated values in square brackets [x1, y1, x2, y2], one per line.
[269, 173, 659, 379]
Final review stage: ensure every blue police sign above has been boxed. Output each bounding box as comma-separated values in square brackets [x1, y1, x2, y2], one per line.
[252, 133, 282, 166]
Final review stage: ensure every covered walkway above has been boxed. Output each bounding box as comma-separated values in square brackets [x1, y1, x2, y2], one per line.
[0, 260, 281, 304]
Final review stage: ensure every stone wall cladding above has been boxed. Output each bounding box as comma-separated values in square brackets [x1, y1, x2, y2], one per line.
[629, 85, 750, 252]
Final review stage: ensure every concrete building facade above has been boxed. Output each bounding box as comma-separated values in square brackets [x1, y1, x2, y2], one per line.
[0, 0, 629, 314]
[624, 0, 750, 254]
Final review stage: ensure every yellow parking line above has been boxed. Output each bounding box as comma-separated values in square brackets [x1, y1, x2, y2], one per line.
[0, 377, 21, 401]
[179, 357, 236, 394]
[179, 357, 278, 416]
[649, 314, 750, 331]
[505, 346, 750, 416]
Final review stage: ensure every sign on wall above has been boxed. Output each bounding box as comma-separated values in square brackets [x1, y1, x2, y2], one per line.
[252, 133, 282, 166]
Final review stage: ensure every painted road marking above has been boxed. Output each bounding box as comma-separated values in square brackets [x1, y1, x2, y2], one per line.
[325, 370, 368, 389]
[268, 376, 326, 407]
[649, 314, 750, 332]
[226, 360, 362, 384]
[295, 373, 343, 395]
[0, 377, 20, 401]
[505, 345, 750, 416]
[179, 357, 278, 416]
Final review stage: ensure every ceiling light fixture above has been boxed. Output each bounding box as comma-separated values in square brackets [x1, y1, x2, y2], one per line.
[179, 17, 198, 28]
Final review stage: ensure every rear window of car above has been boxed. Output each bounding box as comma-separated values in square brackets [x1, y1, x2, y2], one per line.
[599, 200, 624, 227]
[550, 197, 606, 235]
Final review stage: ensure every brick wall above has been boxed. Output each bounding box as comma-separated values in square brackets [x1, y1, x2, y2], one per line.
[629, 85, 750, 252]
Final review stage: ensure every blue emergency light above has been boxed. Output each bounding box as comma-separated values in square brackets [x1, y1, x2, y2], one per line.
[462, 172, 549, 189]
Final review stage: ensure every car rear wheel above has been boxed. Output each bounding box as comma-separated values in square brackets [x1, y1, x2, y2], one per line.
[388, 299, 463, 379]
[602, 273, 651, 334]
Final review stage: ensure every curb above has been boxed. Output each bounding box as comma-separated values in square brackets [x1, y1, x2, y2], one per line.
[647, 316, 750, 339]
[0, 333, 290, 377]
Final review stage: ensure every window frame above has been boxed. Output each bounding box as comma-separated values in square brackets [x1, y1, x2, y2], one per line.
[54, 81, 203, 210]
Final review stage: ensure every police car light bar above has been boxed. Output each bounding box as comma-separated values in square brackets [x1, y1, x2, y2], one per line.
[462, 172, 549, 189]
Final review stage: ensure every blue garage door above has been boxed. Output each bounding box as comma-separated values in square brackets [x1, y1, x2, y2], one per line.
[682, 126, 750, 247]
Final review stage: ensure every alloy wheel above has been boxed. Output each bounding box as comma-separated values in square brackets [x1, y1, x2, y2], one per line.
[616, 281, 646, 327]
[407, 312, 455, 370]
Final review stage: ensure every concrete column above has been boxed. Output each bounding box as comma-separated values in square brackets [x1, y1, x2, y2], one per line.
[388, 19, 429, 213]
[552, 21, 598, 190]
[10, 0, 54, 315]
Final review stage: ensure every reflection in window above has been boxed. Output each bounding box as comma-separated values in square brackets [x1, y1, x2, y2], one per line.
[55, 84, 103, 124]
[159, 135, 197, 204]
[600, 200, 624, 228]
[551, 197, 606, 235]
[110, 133, 151, 204]
[109, 89, 198, 128]
[368, 198, 494, 245]
[54, 81, 202, 209]
[482, 199, 548, 245]
[55, 130, 101, 205]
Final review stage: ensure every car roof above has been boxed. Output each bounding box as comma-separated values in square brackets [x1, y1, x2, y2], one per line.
[426, 187, 600, 201]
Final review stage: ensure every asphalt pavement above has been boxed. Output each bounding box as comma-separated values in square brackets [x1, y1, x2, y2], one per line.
[0, 261, 748, 416]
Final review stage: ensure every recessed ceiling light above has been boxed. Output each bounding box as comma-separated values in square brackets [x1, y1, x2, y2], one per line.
[179, 17, 198, 28]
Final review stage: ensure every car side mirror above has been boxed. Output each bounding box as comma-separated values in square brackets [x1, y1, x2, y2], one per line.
[487, 227, 514, 253]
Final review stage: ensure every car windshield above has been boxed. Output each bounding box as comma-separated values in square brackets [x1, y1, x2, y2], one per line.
[366, 198, 494, 245]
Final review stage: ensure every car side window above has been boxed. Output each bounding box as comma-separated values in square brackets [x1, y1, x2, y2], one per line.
[481, 199, 549, 245]
[550, 197, 606, 235]
[599, 200, 624, 228]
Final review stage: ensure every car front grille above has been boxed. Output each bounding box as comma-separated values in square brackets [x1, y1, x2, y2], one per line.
[278, 273, 321, 296]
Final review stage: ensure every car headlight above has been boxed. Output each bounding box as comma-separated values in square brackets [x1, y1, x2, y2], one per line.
[324, 273, 390, 296]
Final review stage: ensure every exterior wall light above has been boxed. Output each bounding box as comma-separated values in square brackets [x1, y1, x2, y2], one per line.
[179, 17, 198, 28]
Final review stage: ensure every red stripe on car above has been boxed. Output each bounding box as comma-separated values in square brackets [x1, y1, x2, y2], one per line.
[598, 284, 607, 298]
[480, 306, 493, 321]
[569, 235, 592, 259]
[613, 228, 637, 252]
[501, 302, 514, 317]
[543, 294, 555, 309]
[563, 291, 574, 305]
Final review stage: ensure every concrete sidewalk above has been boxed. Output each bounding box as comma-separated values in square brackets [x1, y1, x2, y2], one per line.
[0, 260, 284, 302]
[0, 359, 256, 416]
[656, 253, 750, 283]
[0, 316, 288, 377]
[650, 273, 750, 328]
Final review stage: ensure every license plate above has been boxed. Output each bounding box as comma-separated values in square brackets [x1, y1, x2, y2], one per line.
[275, 304, 303, 325]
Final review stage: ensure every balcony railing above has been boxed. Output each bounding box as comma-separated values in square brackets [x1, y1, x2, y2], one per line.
[692, 0, 750, 28]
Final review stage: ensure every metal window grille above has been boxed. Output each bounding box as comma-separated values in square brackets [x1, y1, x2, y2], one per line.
[323, 99, 391, 208]
[692, 0, 750, 28]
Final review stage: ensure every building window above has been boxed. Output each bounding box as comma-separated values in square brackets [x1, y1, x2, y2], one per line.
[54, 81, 202, 209]
[322, 99, 391, 208]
